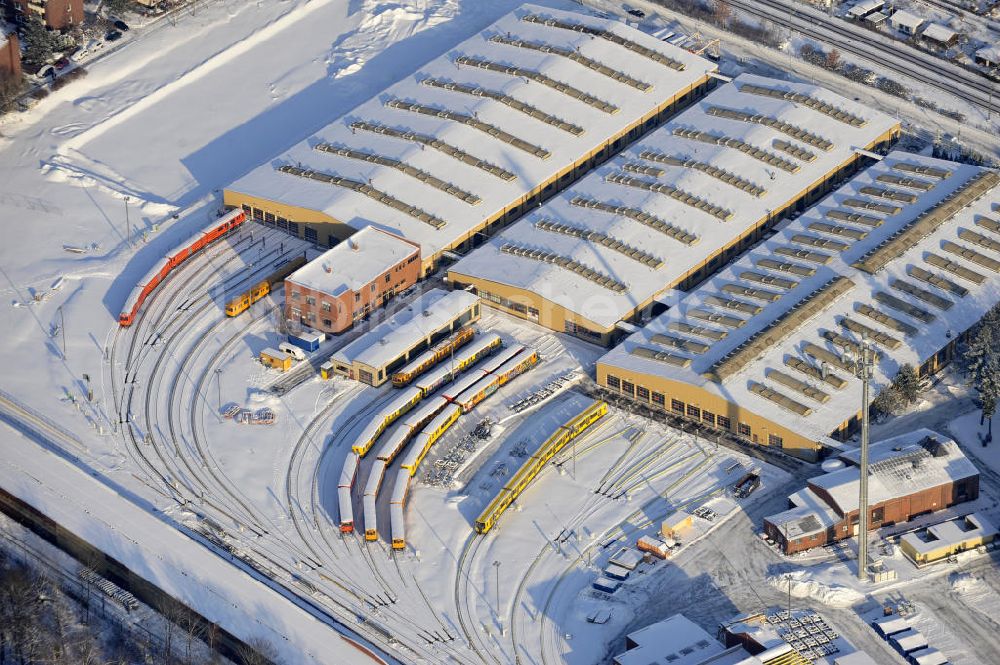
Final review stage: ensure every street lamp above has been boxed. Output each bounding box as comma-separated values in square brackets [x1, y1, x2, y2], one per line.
[492, 560, 501, 619]
[843, 334, 876, 582]
[124, 196, 131, 245]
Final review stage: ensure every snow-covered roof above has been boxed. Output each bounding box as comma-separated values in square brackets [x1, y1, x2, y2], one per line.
[614, 614, 725, 665]
[908, 647, 949, 665]
[900, 512, 997, 556]
[975, 45, 1000, 64]
[812, 429, 979, 515]
[921, 22, 958, 43]
[331, 288, 478, 369]
[890, 9, 924, 30]
[889, 628, 928, 653]
[598, 152, 1000, 444]
[286, 227, 418, 295]
[449, 73, 898, 329]
[847, 0, 884, 18]
[226, 4, 718, 262]
[764, 486, 840, 538]
[871, 616, 911, 637]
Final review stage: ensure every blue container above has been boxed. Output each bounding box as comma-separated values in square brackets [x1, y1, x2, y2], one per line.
[288, 331, 324, 352]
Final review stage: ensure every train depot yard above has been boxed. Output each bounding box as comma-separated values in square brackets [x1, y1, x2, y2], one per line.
[3, 0, 1000, 664]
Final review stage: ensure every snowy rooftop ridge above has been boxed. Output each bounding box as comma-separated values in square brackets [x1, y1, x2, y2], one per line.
[449, 73, 898, 329]
[226, 3, 718, 262]
[599, 151, 1000, 443]
[286, 227, 418, 295]
[331, 288, 478, 369]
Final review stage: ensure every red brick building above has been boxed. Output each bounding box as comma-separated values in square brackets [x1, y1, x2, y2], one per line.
[284, 227, 420, 334]
[0, 28, 20, 80]
[8, 0, 83, 31]
[765, 430, 979, 554]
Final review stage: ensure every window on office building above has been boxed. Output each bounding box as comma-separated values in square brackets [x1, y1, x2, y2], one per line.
[636, 386, 650, 400]
[621, 381, 635, 395]
[738, 423, 751, 438]
[717, 416, 731, 430]
[652, 392, 665, 407]
[686, 404, 701, 420]
[768, 434, 783, 448]
[671, 399, 684, 414]
[702, 411, 716, 426]
[606, 375, 620, 390]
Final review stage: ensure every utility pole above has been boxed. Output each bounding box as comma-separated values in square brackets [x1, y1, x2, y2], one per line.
[124, 196, 131, 245]
[59, 305, 66, 358]
[845, 334, 876, 582]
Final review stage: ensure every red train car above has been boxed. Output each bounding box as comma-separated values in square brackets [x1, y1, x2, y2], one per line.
[119, 209, 247, 326]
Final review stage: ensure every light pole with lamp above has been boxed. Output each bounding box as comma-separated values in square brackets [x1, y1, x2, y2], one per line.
[492, 560, 502, 625]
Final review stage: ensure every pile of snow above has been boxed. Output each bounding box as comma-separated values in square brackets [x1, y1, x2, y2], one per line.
[767, 570, 864, 608]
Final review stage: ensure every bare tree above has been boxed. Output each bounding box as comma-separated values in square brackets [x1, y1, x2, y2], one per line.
[237, 636, 281, 665]
[825, 48, 841, 70]
[713, 0, 732, 25]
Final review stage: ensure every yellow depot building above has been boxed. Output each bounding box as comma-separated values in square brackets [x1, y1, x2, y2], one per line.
[597, 153, 1000, 460]
[447, 73, 900, 346]
[224, 4, 718, 276]
[900, 513, 997, 565]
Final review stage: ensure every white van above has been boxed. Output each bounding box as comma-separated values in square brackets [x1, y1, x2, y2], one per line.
[278, 342, 306, 362]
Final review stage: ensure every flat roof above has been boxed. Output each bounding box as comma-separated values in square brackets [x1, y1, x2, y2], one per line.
[449, 72, 898, 329]
[615, 614, 724, 665]
[331, 288, 478, 369]
[812, 430, 978, 515]
[599, 152, 1000, 443]
[900, 512, 996, 555]
[226, 4, 717, 262]
[287, 227, 417, 295]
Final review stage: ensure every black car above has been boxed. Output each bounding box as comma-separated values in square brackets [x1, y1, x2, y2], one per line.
[113, 19, 130, 31]
[626, 8, 645, 17]
[105, 29, 122, 41]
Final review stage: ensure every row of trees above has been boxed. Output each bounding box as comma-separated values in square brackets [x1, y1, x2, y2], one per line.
[964, 303, 1000, 429]
[0, 546, 280, 665]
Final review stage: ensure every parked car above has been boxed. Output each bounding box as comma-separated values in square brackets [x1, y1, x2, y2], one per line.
[105, 29, 123, 42]
[113, 19, 130, 32]
[36, 65, 56, 79]
[54, 57, 70, 71]
[626, 8, 645, 18]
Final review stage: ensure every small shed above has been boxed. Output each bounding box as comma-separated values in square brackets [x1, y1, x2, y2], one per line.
[609, 547, 643, 570]
[847, 0, 884, 19]
[909, 647, 949, 665]
[865, 11, 889, 27]
[890, 9, 924, 35]
[890, 628, 928, 655]
[637, 536, 671, 559]
[661, 511, 693, 539]
[260, 348, 292, 372]
[975, 45, 1000, 68]
[593, 577, 621, 593]
[922, 23, 959, 48]
[604, 563, 631, 581]
[872, 615, 910, 639]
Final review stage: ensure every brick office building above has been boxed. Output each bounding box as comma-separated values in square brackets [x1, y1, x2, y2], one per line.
[764, 429, 979, 554]
[284, 226, 420, 334]
[0, 26, 19, 80]
[8, 0, 83, 31]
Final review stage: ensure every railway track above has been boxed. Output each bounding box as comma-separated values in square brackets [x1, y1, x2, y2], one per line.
[644, 0, 1000, 116]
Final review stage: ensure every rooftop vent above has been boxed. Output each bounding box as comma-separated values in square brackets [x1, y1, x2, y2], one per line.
[521, 14, 687, 70]
[455, 55, 618, 114]
[350, 121, 516, 181]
